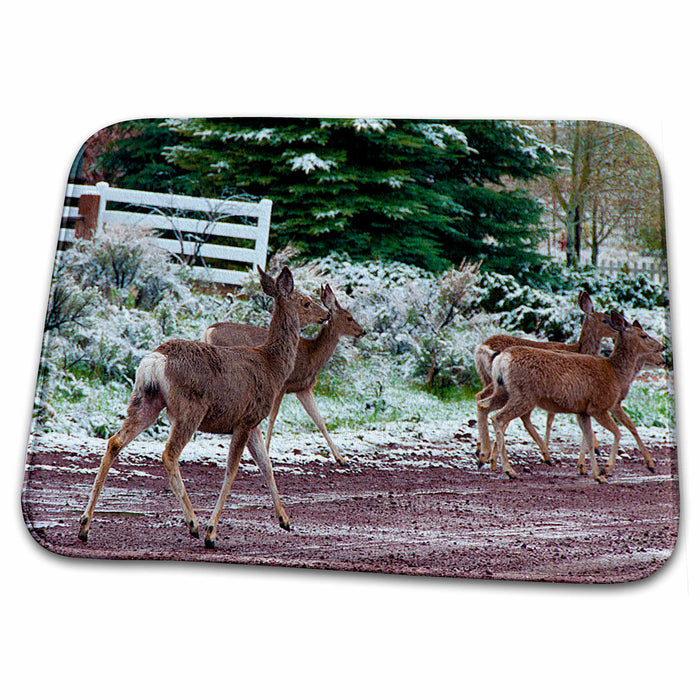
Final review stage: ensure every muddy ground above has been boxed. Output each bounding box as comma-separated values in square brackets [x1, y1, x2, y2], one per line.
[21, 432, 679, 584]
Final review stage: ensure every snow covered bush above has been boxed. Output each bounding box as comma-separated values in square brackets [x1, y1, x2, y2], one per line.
[33, 238, 673, 437]
[62, 225, 193, 310]
[35, 227, 207, 435]
[44, 276, 101, 333]
[535, 260, 669, 310]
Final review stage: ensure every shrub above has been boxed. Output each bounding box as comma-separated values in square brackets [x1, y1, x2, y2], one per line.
[61, 225, 192, 310]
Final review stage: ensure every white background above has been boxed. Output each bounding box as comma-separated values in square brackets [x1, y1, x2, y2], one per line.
[3, 2, 697, 698]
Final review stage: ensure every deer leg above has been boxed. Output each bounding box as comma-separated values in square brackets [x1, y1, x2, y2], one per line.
[491, 402, 524, 479]
[204, 428, 251, 548]
[78, 393, 164, 542]
[161, 411, 206, 539]
[264, 391, 285, 454]
[575, 414, 598, 479]
[576, 436, 588, 475]
[475, 383, 494, 466]
[590, 411, 621, 481]
[478, 388, 509, 470]
[544, 412, 555, 452]
[611, 405, 655, 472]
[296, 388, 345, 465]
[520, 411, 552, 465]
[247, 426, 290, 530]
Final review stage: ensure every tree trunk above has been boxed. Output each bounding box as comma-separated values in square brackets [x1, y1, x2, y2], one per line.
[565, 206, 579, 267]
[590, 199, 598, 267]
[574, 204, 582, 262]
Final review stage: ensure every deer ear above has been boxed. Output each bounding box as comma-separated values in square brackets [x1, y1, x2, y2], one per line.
[632, 319, 643, 329]
[608, 310, 626, 332]
[321, 284, 338, 310]
[578, 290, 593, 314]
[276, 266, 294, 298]
[258, 266, 277, 297]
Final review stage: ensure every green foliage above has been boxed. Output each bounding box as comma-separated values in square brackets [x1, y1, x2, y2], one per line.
[623, 383, 674, 429]
[95, 120, 192, 193]
[94, 118, 557, 275]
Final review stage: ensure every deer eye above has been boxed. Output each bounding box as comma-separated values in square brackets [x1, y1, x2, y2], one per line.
[347, 316, 352, 322]
[304, 301, 310, 308]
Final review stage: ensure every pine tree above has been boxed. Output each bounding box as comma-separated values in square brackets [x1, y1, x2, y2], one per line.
[94, 118, 557, 274]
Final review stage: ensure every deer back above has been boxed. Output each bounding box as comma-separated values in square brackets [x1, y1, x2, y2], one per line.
[203, 322, 268, 348]
[492, 347, 622, 415]
[203, 321, 339, 395]
[154, 339, 282, 433]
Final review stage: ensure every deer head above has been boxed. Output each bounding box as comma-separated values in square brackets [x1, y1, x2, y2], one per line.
[607, 310, 664, 355]
[257, 265, 329, 328]
[321, 284, 365, 338]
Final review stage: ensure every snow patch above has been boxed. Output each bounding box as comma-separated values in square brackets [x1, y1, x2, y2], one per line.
[289, 153, 337, 174]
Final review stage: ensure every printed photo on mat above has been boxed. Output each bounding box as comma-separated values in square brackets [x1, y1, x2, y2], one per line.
[21, 119, 677, 582]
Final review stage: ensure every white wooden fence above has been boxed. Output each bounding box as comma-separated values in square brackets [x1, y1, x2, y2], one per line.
[60, 181, 272, 285]
[596, 258, 666, 283]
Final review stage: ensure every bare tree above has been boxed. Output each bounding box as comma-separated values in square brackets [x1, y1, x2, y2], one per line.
[527, 121, 664, 267]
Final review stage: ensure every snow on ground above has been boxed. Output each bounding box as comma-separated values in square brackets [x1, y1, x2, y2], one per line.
[26, 397, 675, 478]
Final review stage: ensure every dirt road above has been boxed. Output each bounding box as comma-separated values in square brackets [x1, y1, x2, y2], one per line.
[22, 432, 678, 584]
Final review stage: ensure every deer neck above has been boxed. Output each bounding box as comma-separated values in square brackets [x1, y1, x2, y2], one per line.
[607, 334, 640, 390]
[574, 317, 603, 356]
[260, 296, 300, 385]
[307, 318, 342, 372]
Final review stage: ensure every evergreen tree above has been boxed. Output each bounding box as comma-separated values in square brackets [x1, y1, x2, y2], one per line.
[95, 118, 557, 274]
[95, 119, 191, 193]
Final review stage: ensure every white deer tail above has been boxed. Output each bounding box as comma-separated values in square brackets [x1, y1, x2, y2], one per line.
[134, 351, 170, 401]
[490, 352, 512, 389]
[474, 343, 499, 385]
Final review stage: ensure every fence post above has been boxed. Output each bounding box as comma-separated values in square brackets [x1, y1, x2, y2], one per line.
[95, 181, 109, 232]
[255, 198, 273, 271]
[74, 194, 101, 239]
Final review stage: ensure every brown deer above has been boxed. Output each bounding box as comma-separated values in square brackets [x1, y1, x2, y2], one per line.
[203, 284, 365, 464]
[78, 266, 329, 548]
[568, 349, 666, 474]
[479, 311, 663, 483]
[474, 291, 615, 466]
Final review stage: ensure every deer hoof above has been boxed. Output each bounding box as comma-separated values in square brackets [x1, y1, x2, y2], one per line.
[595, 474, 607, 484]
[544, 459, 552, 467]
[646, 463, 656, 473]
[506, 470, 517, 480]
[186, 519, 199, 538]
[78, 516, 90, 542]
[279, 517, 291, 532]
[204, 524, 216, 547]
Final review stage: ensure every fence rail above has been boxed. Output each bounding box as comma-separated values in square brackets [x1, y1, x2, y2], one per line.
[596, 259, 666, 283]
[60, 182, 272, 285]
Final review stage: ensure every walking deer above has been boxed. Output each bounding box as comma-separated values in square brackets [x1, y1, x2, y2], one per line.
[478, 311, 663, 483]
[203, 284, 365, 464]
[474, 291, 615, 466]
[568, 349, 666, 473]
[78, 266, 329, 548]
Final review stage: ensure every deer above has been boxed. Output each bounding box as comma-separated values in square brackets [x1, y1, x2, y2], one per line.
[568, 348, 666, 474]
[78, 266, 329, 549]
[478, 311, 663, 483]
[474, 291, 616, 467]
[542, 348, 665, 456]
[203, 284, 365, 465]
